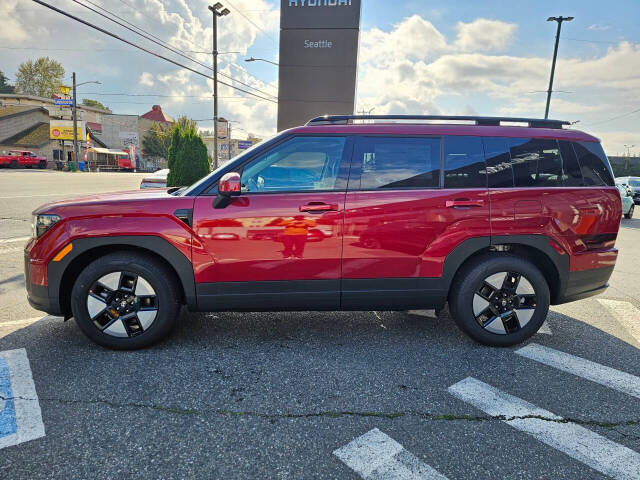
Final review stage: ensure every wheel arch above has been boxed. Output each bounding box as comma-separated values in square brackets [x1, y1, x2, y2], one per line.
[50, 236, 196, 317]
[442, 235, 568, 305]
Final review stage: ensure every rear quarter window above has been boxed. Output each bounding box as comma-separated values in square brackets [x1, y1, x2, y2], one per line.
[572, 141, 615, 187]
[510, 138, 563, 187]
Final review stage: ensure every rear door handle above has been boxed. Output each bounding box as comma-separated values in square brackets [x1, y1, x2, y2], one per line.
[299, 203, 339, 213]
[446, 199, 484, 208]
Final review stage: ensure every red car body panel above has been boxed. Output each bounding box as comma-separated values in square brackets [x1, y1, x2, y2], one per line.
[192, 192, 345, 283]
[343, 189, 490, 278]
[27, 190, 195, 286]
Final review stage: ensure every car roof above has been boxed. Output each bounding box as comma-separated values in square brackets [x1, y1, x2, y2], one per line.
[285, 123, 599, 142]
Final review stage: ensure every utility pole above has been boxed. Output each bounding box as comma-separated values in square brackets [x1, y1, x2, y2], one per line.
[208, 3, 230, 169]
[624, 144, 635, 171]
[544, 16, 573, 119]
[72, 72, 79, 165]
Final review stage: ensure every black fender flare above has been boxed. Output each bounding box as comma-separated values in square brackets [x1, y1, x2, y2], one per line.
[48, 235, 196, 314]
[441, 235, 568, 301]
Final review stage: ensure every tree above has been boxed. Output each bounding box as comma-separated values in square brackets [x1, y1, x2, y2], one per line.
[0, 71, 14, 93]
[174, 115, 198, 132]
[82, 98, 110, 111]
[14, 57, 65, 98]
[166, 122, 210, 187]
[142, 122, 172, 160]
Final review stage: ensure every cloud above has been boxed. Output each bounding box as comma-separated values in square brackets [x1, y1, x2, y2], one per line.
[139, 72, 155, 88]
[355, 15, 639, 154]
[453, 18, 517, 52]
[588, 24, 611, 31]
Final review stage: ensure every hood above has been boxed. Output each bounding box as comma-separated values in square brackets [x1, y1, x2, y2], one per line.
[33, 189, 176, 215]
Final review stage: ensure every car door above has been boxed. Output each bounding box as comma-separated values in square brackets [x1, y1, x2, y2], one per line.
[192, 135, 352, 311]
[341, 135, 490, 309]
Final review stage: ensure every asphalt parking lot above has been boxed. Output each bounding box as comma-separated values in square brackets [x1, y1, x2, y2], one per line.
[1, 169, 640, 479]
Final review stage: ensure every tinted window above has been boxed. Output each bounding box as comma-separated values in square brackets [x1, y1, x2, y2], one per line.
[443, 136, 486, 188]
[573, 142, 615, 187]
[356, 137, 440, 189]
[240, 136, 346, 192]
[559, 140, 583, 186]
[482, 137, 514, 188]
[510, 138, 563, 187]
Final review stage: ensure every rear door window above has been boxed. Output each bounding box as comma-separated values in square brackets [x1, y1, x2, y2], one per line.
[509, 138, 563, 187]
[572, 141, 615, 186]
[482, 137, 514, 188]
[443, 136, 486, 188]
[354, 137, 441, 189]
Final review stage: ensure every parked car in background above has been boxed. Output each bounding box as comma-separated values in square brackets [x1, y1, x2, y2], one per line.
[617, 184, 635, 218]
[25, 115, 621, 350]
[140, 168, 169, 189]
[615, 176, 640, 204]
[0, 150, 47, 169]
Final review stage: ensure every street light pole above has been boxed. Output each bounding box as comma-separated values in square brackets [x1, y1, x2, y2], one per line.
[544, 16, 574, 119]
[208, 3, 230, 170]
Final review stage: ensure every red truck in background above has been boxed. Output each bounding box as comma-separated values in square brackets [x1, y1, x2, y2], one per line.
[0, 150, 48, 169]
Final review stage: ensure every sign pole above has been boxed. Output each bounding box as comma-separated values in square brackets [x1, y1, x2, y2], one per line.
[72, 72, 79, 166]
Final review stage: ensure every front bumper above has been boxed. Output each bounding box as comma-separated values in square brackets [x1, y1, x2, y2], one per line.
[24, 251, 62, 315]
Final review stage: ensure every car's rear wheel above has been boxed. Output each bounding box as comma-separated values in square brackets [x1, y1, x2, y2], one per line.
[71, 252, 181, 349]
[9, 160, 18, 169]
[625, 204, 634, 219]
[449, 254, 550, 347]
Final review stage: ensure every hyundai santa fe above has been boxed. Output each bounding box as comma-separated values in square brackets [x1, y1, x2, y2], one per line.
[24, 115, 621, 349]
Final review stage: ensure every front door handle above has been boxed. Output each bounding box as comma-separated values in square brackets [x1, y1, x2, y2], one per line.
[445, 199, 484, 208]
[299, 202, 339, 213]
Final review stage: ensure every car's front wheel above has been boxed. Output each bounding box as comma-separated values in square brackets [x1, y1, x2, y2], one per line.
[71, 252, 181, 349]
[449, 254, 550, 347]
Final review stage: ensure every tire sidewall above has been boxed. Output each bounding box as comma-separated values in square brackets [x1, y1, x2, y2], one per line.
[71, 253, 180, 349]
[451, 254, 550, 347]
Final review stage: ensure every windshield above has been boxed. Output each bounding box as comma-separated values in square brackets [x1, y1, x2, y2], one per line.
[180, 134, 277, 196]
[629, 179, 640, 187]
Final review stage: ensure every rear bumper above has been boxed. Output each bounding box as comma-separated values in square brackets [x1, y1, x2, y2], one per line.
[555, 265, 614, 304]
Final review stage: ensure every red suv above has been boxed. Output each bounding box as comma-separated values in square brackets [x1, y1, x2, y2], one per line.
[25, 115, 621, 349]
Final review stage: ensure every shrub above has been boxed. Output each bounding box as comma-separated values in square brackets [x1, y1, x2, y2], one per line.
[166, 124, 210, 187]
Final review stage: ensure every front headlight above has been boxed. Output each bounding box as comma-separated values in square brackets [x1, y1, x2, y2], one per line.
[32, 214, 60, 239]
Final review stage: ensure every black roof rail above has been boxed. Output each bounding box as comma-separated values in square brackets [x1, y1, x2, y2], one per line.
[306, 115, 571, 129]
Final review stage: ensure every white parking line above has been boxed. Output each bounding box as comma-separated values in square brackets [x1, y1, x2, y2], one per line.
[597, 299, 640, 345]
[0, 348, 45, 449]
[0, 237, 31, 244]
[333, 428, 449, 480]
[516, 343, 640, 399]
[537, 321, 552, 335]
[449, 377, 640, 480]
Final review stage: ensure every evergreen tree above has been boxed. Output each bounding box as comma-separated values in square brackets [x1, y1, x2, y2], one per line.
[166, 123, 210, 187]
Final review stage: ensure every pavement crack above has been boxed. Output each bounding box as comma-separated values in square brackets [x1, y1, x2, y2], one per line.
[1, 394, 639, 428]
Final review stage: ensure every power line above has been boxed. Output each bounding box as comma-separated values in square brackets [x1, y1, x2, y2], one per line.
[31, 0, 277, 104]
[223, 0, 278, 45]
[71, 0, 277, 100]
[78, 92, 236, 98]
[565, 37, 626, 45]
[581, 107, 640, 127]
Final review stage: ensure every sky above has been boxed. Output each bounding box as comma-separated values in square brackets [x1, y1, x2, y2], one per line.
[2, 0, 639, 155]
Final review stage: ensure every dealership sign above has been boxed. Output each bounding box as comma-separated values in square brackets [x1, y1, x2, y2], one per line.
[277, 0, 361, 130]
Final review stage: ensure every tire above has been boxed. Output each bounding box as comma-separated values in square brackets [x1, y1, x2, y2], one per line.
[625, 204, 634, 219]
[71, 252, 181, 349]
[449, 254, 550, 347]
[39, 160, 47, 169]
[9, 160, 18, 169]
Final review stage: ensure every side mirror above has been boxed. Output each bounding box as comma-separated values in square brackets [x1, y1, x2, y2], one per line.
[214, 172, 241, 209]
